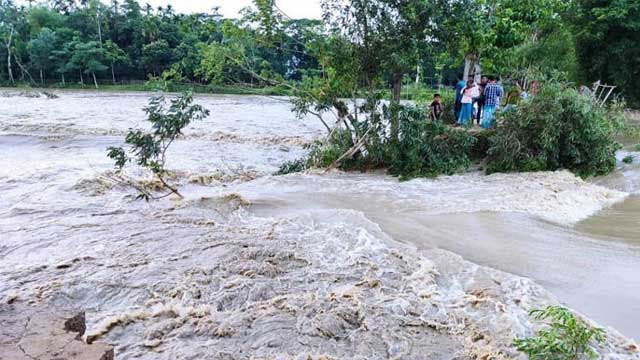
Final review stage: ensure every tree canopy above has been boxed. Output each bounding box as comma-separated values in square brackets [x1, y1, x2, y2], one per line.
[0, 0, 637, 104]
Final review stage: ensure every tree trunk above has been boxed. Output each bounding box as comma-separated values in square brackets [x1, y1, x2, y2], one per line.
[40, 69, 43, 85]
[392, 72, 403, 104]
[390, 72, 404, 142]
[111, 62, 116, 84]
[5, 28, 14, 84]
[92, 72, 98, 89]
[80, 70, 84, 86]
[61, 73, 65, 85]
[463, 53, 482, 84]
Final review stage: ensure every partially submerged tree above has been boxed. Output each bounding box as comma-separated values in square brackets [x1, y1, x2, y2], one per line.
[107, 92, 210, 200]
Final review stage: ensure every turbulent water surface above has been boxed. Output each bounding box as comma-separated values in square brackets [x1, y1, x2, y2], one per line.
[1, 89, 639, 359]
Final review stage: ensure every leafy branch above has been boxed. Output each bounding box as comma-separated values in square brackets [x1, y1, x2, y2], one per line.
[107, 92, 209, 200]
[514, 306, 605, 360]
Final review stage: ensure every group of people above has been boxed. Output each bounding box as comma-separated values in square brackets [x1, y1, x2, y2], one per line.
[455, 75, 504, 129]
[429, 75, 505, 130]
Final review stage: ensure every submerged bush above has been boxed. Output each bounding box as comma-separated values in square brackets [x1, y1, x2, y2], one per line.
[296, 104, 475, 180]
[486, 81, 625, 178]
[514, 306, 604, 360]
[388, 106, 476, 179]
[275, 158, 308, 175]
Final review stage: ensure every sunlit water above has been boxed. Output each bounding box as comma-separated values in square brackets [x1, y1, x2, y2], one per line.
[1, 89, 639, 358]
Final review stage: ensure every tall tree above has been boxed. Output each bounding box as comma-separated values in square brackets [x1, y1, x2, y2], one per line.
[70, 39, 107, 88]
[103, 39, 127, 83]
[28, 27, 56, 84]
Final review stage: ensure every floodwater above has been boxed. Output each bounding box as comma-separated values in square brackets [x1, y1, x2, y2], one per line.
[1, 89, 639, 359]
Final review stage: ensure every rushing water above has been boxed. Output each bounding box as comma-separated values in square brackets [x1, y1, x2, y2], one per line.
[1, 89, 639, 358]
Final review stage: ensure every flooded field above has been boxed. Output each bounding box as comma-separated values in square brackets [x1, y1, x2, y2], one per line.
[1, 90, 639, 359]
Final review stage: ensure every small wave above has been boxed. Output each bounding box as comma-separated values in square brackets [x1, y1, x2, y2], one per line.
[0, 90, 59, 99]
[72, 168, 263, 197]
[247, 170, 628, 226]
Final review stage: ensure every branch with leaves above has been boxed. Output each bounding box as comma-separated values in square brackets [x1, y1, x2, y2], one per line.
[107, 92, 210, 200]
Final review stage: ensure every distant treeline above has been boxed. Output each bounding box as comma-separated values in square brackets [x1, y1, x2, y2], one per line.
[0, 0, 638, 104]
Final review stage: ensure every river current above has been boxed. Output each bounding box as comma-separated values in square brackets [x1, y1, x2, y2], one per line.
[1, 90, 639, 359]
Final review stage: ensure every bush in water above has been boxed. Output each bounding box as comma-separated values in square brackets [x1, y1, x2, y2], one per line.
[486, 81, 626, 178]
[283, 104, 476, 179]
[107, 92, 209, 200]
[623, 155, 634, 164]
[387, 106, 476, 180]
[514, 306, 604, 360]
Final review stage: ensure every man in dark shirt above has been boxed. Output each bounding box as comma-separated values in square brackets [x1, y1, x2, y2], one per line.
[475, 75, 488, 125]
[430, 93, 443, 122]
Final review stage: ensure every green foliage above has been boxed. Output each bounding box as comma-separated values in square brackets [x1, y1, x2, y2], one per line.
[486, 81, 624, 178]
[622, 155, 634, 164]
[573, 0, 640, 107]
[107, 92, 209, 199]
[514, 306, 605, 360]
[28, 27, 56, 82]
[275, 158, 308, 176]
[388, 106, 476, 179]
[301, 104, 475, 180]
[635, 144, 640, 152]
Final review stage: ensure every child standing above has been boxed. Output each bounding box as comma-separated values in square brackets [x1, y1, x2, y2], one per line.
[430, 93, 443, 122]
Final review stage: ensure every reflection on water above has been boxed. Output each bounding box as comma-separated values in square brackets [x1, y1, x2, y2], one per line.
[1, 90, 640, 356]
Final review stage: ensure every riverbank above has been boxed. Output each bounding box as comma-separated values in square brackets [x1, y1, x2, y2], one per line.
[0, 82, 293, 96]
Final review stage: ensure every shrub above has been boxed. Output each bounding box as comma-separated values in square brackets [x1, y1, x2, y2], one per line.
[107, 92, 209, 199]
[514, 306, 604, 360]
[275, 158, 308, 175]
[302, 104, 475, 180]
[486, 81, 624, 178]
[622, 155, 634, 164]
[388, 106, 476, 179]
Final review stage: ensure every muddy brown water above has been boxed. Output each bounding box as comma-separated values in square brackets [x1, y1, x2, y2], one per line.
[1, 90, 639, 355]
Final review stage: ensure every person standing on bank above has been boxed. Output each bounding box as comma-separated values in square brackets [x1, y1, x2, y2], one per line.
[430, 93, 443, 122]
[454, 75, 466, 120]
[457, 79, 479, 126]
[475, 76, 488, 125]
[481, 76, 504, 129]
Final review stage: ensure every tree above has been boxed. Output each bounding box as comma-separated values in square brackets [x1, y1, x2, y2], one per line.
[437, 0, 568, 81]
[573, 0, 640, 106]
[141, 39, 170, 76]
[28, 27, 56, 84]
[104, 39, 127, 83]
[321, 0, 437, 140]
[70, 39, 107, 88]
[0, 0, 19, 84]
[51, 40, 73, 84]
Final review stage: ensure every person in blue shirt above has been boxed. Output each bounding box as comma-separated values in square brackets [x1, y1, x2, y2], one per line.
[454, 74, 467, 121]
[481, 76, 504, 129]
